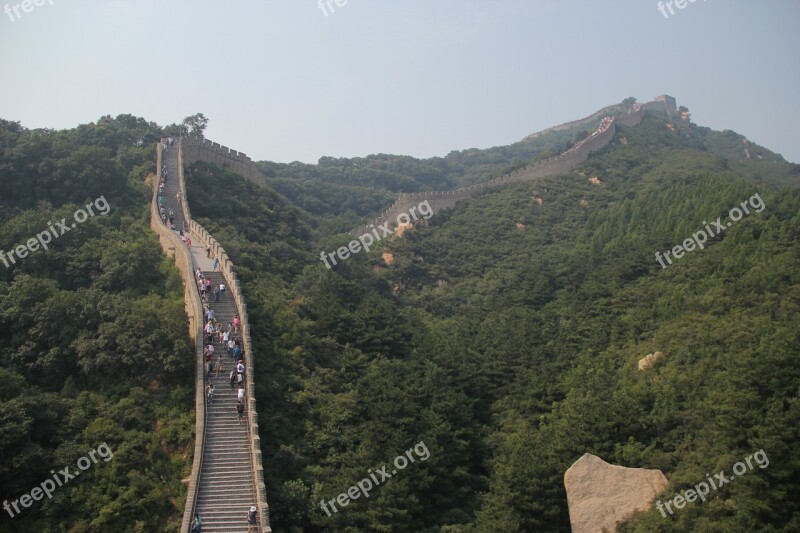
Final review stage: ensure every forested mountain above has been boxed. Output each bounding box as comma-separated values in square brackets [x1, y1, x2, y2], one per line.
[185, 110, 800, 531]
[259, 102, 798, 237]
[0, 117, 195, 532]
[258, 110, 600, 235]
[2, 104, 798, 532]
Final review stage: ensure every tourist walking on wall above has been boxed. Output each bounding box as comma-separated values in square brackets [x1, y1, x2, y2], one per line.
[205, 383, 214, 405]
[246, 506, 257, 532]
[191, 513, 202, 533]
[236, 361, 244, 387]
[212, 256, 219, 271]
[237, 400, 246, 425]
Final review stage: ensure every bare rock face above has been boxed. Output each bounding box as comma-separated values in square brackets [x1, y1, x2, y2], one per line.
[638, 351, 663, 371]
[564, 453, 669, 533]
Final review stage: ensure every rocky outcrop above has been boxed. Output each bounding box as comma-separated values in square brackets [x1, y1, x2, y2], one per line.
[564, 453, 669, 533]
[638, 351, 663, 371]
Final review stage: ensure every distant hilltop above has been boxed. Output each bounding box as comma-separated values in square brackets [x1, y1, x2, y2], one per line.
[347, 95, 680, 237]
[522, 95, 678, 142]
[176, 94, 683, 241]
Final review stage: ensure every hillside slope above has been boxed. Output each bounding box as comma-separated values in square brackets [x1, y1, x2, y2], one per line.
[0, 117, 195, 532]
[185, 109, 800, 531]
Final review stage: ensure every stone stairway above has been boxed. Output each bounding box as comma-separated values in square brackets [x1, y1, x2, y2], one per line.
[196, 271, 258, 532]
[160, 145, 261, 532]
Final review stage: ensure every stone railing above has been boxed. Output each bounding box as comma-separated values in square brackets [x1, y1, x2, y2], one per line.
[150, 145, 207, 533]
[177, 139, 272, 533]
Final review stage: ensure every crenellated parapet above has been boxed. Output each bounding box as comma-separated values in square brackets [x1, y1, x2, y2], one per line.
[182, 135, 268, 187]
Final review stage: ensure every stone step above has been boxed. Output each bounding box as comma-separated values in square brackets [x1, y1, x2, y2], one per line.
[197, 476, 253, 487]
[200, 463, 252, 472]
[203, 446, 250, 454]
[198, 486, 257, 499]
[202, 458, 250, 465]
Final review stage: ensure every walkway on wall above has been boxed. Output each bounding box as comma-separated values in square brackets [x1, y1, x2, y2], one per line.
[347, 103, 655, 237]
[159, 144, 266, 532]
[347, 106, 643, 237]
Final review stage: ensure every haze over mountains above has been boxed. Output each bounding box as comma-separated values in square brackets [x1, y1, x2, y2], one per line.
[3, 3, 799, 164]
[2, 3, 799, 532]
[184, 99, 800, 532]
[4, 90, 798, 531]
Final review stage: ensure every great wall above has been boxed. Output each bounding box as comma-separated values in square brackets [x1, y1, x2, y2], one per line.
[177, 96, 677, 241]
[153, 95, 677, 532]
[521, 101, 629, 141]
[151, 141, 271, 532]
[182, 135, 269, 187]
[346, 96, 678, 237]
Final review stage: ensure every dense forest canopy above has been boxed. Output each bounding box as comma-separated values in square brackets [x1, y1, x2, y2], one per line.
[2, 104, 798, 532]
[185, 111, 800, 531]
[0, 116, 194, 532]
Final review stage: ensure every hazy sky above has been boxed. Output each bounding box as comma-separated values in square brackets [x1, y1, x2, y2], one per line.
[1, 1, 798, 164]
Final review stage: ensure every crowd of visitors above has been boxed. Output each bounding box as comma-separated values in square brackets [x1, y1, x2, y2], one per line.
[157, 161, 171, 227]
[162, 138, 258, 533]
[196, 268, 247, 412]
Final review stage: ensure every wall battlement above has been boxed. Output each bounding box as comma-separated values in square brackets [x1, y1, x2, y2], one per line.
[182, 135, 268, 186]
